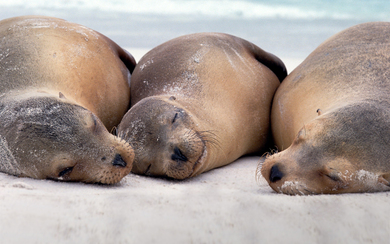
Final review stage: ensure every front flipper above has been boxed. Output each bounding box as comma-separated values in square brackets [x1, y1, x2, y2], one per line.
[244, 40, 288, 82]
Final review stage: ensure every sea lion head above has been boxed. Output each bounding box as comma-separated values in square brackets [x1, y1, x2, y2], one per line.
[259, 102, 390, 194]
[118, 96, 212, 180]
[0, 93, 134, 184]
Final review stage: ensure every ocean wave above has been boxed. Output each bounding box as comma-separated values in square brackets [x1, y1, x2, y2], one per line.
[0, 0, 387, 20]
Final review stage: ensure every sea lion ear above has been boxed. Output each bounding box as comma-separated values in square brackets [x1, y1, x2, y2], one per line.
[59, 92, 66, 99]
[378, 173, 390, 187]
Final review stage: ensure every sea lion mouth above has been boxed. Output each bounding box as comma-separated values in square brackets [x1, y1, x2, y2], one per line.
[190, 142, 207, 177]
[112, 153, 127, 168]
[91, 138, 134, 184]
[165, 137, 207, 180]
[276, 181, 316, 195]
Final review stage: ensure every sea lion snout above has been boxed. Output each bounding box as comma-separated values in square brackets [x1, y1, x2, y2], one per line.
[269, 164, 284, 183]
[171, 147, 188, 162]
[118, 97, 206, 179]
[261, 156, 316, 195]
[112, 153, 127, 167]
[0, 95, 135, 184]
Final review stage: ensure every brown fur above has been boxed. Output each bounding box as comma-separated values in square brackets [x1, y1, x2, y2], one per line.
[118, 33, 286, 179]
[0, 16, 136, 183]
[260, 22, 390, 194]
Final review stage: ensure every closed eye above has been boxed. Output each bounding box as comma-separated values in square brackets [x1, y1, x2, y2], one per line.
[90, 113, 104, 134]
[91, 114, 98, 132]
[93, 115, 97, 127]
[58, 167, 74, 177]
[172, 112, 179, 124]
[325, 173, 341, 182]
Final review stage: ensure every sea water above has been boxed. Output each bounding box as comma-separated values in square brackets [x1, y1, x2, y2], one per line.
[0, 0, 389, 60]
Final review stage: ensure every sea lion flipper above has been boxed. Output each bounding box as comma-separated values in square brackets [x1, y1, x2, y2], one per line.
[98, 33, 137, 73]
[119, 49, 137, 74]
[257, 51, 287, 82]
[245, 42, 287, 82]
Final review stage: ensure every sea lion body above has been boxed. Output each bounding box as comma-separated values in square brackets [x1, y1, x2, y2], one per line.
[260, 22, 390, 194]
[118, 33, 286, 179]
[0, 16, 136, 184]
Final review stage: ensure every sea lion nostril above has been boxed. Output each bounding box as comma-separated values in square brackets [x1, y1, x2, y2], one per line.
[112, 154, 127, 167]
[270, 165, 283, 183]
[171, 147, 188, 162]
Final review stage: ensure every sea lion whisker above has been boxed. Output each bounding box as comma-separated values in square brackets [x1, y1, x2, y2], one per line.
[255, 164, 265, 183]
[117, 130, 124, 139]
[196, 130, 229, 163]
[200, 131, 228, 164]
[261, 152, 270, 157]
[111, 126, 118, 135]
[269, 148, 279, 155]
[197, 130, 221, 150]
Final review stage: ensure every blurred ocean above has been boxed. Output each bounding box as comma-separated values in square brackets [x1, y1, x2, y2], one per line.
[0, 0, 389, 61]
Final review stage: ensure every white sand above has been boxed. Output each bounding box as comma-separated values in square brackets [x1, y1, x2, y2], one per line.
[1, 49, 389, 244]
[1, 156, 389, 244]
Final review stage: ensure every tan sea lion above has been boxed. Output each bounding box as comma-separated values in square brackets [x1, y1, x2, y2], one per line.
[260, 22, 390, 194]
[0, 16, 136, 184]
[117, 33, 287, 179]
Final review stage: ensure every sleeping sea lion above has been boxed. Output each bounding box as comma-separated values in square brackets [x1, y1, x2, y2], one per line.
[260, 22, 390, 194]
[118, 33, 287, 179]
[0, 16, 136, 184]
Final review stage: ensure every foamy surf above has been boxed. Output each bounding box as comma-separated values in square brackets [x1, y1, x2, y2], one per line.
[1, 0, 389, 21]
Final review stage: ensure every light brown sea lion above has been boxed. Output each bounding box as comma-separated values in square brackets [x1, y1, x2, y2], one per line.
[117, 33, 287, 179]
[0, 16, 136, 184]
[260, 22, 390, 194]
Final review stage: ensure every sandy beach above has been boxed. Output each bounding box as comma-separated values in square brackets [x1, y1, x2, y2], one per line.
[1, 1, 390, 243]
[1, 153, 389, 244]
